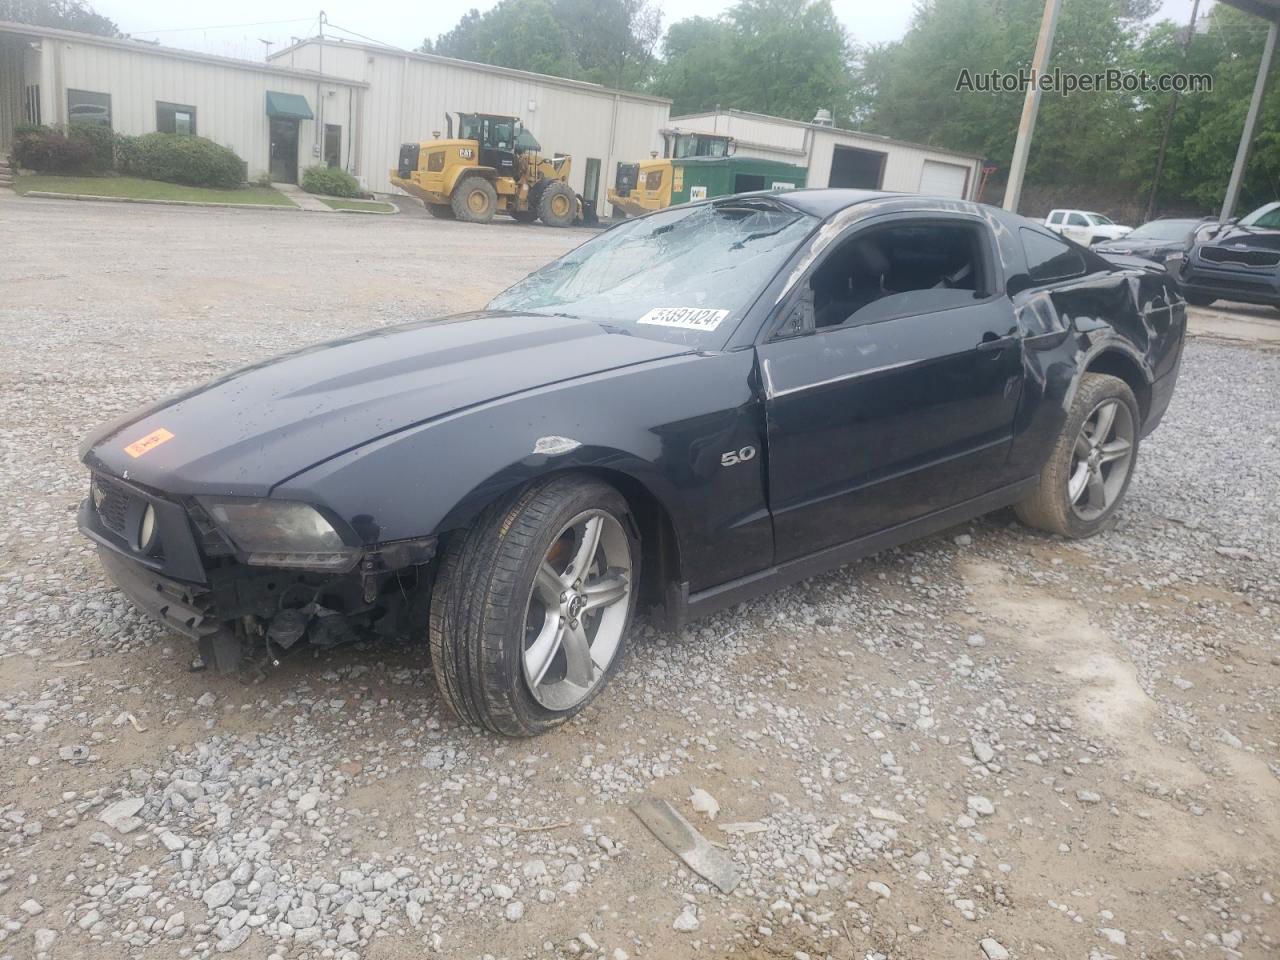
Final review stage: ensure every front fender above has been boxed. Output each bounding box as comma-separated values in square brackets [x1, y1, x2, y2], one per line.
[272, 350, 772, 592]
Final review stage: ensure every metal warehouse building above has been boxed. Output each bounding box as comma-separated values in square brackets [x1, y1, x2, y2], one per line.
[0, 21, 981, 207]
[267, 38, 671, 199]
[673, 107, 984, 200]
[0, 21, 670, 209]
[0, 22, 366, 184]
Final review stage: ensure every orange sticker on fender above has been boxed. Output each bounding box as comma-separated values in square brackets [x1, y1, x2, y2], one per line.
[124, 428, 174, 458]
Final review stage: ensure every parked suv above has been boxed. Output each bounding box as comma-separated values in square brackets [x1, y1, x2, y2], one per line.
[1180, 202, 1280, 308]
[1046, 209, 1133, 246]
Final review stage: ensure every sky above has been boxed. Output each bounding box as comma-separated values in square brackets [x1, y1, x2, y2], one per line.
[96, 0, 1212, 64]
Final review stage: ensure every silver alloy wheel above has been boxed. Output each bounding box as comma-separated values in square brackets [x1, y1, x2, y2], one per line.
[521, 510, 631, 711]
[1067, 397, 1135, 521]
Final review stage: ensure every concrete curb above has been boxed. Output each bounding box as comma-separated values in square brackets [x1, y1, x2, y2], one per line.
[21, 191, 302, 211]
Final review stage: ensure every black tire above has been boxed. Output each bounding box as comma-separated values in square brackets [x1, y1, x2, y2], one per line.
[538, 180, 577, 227]
[451, 176, 497, 223]
[1185, 293, 1215, 307]
[426, 202, 455, 219]
[1015, 373, 1140, 539]
[429, 476, 639, 737]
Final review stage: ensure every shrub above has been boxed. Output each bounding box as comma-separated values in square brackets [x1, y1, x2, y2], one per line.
[67, 122, 115, 172]
[13, 126, 94, 174]
[117, 133, 244, 187]
[301, 165, 360, 198]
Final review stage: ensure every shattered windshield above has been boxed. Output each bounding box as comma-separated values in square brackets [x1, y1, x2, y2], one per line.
[488, 199, 816, 347]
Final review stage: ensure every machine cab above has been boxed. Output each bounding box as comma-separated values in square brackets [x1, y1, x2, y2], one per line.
[454, 112, 521, 177]
[664, 131, 735, 159]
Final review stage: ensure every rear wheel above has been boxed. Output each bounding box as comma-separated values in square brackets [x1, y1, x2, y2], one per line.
[451, 176, 497, 223]
[1015, 373, 1140, 539]
[426, 202, 455, 219]
[429, 476, 638, 736]
[538, 180, 577, 227]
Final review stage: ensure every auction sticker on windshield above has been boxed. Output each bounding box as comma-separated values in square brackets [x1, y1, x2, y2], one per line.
[638, 307, 729, 330]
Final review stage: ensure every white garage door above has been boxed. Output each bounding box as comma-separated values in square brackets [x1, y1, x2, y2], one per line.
[918, 160, 969, 198]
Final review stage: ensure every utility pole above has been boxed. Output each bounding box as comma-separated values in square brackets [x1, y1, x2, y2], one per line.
[1220, 19, 1279, 223]
[316, 10, 327, 155]
[1003, 0, 1064, 213]
[1145, 0, 1200, 223]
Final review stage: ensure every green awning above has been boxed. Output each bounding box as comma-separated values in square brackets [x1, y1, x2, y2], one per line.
[265, 91, 313, 120]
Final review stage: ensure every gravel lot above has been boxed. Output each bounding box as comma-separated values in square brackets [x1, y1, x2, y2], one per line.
[1, 192, 1278, 960]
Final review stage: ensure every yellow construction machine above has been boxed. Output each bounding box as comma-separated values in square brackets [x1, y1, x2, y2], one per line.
[390, 112, 579, 226]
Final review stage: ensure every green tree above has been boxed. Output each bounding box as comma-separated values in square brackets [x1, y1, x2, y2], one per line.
[0, 0, 118, 35]
[863, 0, 1157, 187]
[651, 17, 737, 115]
[653, 0, 857, 125]
[420, 0, 578, 79]
[420, 0, 659, 89]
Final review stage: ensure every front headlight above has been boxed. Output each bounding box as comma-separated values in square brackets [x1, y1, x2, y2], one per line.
[196, 497, 359, 571]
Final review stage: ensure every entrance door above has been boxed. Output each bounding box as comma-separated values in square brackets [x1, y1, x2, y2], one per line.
[324, 124, 341, 168]
[269, 117, 299, 183]
[828, 145, 887, 189]
[583, 157, 601, 206]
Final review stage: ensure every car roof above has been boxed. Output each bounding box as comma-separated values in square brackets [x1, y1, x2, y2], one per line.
[771, 188, 896, 217]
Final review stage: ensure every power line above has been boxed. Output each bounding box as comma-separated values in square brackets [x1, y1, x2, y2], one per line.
[323, 21, 407, 51]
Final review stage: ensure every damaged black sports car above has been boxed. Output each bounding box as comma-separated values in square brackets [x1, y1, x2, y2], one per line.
[79, 189, 1185, 736]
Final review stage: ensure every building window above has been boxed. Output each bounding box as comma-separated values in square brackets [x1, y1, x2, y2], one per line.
[157, 102, 196, 135]
[24, 85, 40, 125]
[67, 89, 111, 128]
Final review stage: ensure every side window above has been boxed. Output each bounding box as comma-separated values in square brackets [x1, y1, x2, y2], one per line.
[800, 220, 991, 332]
[1048, 211, 1064, 225]
[1066, 212, 1089, 227]
[1019, 228, 1087, 283]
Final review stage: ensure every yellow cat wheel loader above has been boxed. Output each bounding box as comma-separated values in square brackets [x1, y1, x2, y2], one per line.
[390, 113, 580, 227]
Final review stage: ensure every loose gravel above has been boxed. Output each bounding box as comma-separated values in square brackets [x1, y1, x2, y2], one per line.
[0, 194, 1277, 960]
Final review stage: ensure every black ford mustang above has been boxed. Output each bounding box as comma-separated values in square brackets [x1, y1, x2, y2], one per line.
[78, 190, 1185, 736]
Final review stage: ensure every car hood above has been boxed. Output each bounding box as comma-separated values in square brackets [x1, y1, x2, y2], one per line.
[1201, 224, 1280, 250]
[81, 311, 694, 497]
[1094, 238, 1178, 256]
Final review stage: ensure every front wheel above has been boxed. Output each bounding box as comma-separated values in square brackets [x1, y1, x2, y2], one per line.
[1015, 373, 1140, 538]
[429, 476, 638, 736]
[538, 180, 577, 227]
[451, 176, 497, 223]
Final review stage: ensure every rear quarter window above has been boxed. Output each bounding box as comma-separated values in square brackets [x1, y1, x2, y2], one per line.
[1020, 228, 1087, 284]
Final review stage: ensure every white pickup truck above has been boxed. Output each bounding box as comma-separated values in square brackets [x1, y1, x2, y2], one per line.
[1045, 209, 1133, 246]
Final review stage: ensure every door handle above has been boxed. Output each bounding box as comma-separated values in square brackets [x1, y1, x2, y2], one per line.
[977, 333, 1018, 352]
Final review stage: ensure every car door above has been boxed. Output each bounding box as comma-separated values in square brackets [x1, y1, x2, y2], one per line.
[1062, 212, 1092, 245]
[756, 214, 1025, 563]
